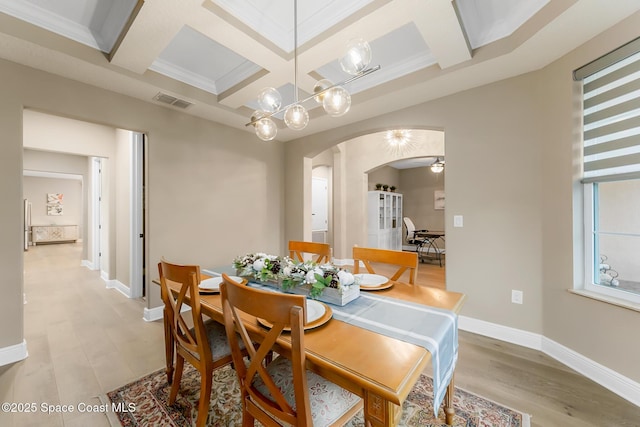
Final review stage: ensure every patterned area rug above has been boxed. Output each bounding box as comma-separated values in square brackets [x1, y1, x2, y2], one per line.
[106, 364, 530, 427]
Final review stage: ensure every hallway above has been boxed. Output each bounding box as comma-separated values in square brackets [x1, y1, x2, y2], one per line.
[0, 243, 164, 427]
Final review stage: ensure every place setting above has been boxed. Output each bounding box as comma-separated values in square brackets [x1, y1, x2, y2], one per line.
[198, 275, 246, 294]
[354, 273, 393, 291]
[257, 298, 333, 331]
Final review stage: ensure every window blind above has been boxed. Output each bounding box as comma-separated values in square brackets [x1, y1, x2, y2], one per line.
[575, 37, 640, 183]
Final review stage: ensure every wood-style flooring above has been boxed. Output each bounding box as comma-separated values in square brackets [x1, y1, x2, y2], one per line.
[0, 244, 638, 426]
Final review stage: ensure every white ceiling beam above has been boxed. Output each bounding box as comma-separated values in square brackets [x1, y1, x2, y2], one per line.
[414, 0, 471, 69]
[109, 0, 186, 73]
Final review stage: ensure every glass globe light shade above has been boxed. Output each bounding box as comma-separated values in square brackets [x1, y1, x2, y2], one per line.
[340, 38, 372, 75]
[431, 162, 444, 173]
[322, 86, 351, 117]
[250, 110, 265, 124]
[284, 104, 309, 130]
[258, 87, 282, 113]
[313, 79, 333, 103]
[255, 117, 277, 141]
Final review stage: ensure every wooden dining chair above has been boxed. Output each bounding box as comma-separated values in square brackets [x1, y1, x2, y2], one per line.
[220, 274, 363, 427]
[289, 240, 331, 264]
[352, 246, 419, 284]
[158, 260, 237, 427]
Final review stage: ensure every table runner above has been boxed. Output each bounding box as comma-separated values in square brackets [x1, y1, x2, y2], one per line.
[204, 267, 457, 416]
[330, 292, 457, 417]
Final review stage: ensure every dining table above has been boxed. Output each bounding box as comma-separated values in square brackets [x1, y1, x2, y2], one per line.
[413, 230, 446, 266]
[157, 265, 466, 427]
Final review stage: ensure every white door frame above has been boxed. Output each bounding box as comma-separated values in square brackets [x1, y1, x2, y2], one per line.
[91, 157, 102, 271]
[130, 132, 145, 299]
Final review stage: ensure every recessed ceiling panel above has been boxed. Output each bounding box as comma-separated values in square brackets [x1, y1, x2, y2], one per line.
[456, 0, 549, 48]
[212, 0, 374, 53]
[149, 26, 262, 95]
[316, 23, 436, 95]
[0, 0, 137, 52]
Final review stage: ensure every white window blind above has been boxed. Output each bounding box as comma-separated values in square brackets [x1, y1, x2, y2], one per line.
[575, 37, 640, 183]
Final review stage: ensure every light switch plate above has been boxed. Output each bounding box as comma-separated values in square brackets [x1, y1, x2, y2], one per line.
[453, 215, 463, 227]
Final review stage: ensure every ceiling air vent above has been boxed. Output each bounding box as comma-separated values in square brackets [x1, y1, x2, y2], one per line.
[153, 92, 193, 109]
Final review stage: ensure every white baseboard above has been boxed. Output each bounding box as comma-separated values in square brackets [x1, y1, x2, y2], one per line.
[459, 315, 640, 407]
[541, 336, 640, 407]
[143, 305, 164, 322]
[81, 259, 94, 270]
[0, 339, 28, 366]
[458, 315, 543, 350]
[103, 277, 132, 298]
[144, 305, 190, 322]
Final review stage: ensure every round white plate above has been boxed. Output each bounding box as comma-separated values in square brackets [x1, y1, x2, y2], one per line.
[354, 273, 389, 288]
[306, 299, 325, 323]
[199, 275, 243, 292]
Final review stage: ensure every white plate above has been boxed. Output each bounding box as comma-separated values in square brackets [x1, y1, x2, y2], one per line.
[199, 275, 243, 292]
[306, 299, 325, 323]
[354, 273, 389, 288]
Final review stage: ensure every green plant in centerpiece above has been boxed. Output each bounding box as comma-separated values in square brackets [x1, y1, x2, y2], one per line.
[232, 253, 357, 299]
[382, 184, 389, 191]
[375, 183, 383, 190]
[390, 185, 396, 192]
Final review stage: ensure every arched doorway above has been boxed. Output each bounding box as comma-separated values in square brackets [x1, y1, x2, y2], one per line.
[308, 129, 445, 260]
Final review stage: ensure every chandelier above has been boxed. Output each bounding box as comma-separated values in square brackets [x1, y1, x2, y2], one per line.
[247, 0, 381, 141]
[431, 157, 445, 173]
[385, 129, 411, 147]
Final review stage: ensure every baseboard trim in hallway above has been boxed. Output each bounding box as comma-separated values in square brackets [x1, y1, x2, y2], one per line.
[0, 339, 28, 366]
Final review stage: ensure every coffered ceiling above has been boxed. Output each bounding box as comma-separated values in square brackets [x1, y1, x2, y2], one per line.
[0, 0, 639, 141]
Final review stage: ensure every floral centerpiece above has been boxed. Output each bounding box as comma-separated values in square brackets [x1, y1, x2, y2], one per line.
[233, 252, 359, 304]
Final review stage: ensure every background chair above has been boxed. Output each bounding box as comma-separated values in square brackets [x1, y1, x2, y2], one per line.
[220, 274, 362, 427]
[353, 246, 419, 284]
[403, 217, 428, 246]
[158, 260, 237, 427]
[288, 240, 331, 264]
[403, 217, 445, 267]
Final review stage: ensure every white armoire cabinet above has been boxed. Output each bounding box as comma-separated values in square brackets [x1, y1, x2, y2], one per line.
[367, 191, 403, 250]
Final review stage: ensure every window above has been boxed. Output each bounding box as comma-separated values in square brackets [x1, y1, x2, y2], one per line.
[575, 37, 640, 304]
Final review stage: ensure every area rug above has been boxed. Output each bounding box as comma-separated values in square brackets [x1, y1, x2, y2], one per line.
[106, 364, 530, 427]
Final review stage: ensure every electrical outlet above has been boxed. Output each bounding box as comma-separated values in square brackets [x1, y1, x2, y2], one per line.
[511, 290, 523, 304]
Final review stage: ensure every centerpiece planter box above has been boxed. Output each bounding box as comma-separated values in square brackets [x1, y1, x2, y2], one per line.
[238, 275, 360, 306]
[233, 253, 360, 307]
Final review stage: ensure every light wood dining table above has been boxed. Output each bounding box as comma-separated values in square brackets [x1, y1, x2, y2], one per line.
[158, 274, 466, 426]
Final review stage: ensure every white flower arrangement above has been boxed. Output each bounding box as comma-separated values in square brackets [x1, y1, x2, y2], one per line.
[233, 252, 357, 298]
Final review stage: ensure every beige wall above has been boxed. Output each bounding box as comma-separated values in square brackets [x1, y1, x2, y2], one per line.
[23, 149, 87, 240]
[285, 13, 640, 383]
[538, 12, 640, 382]
[368, 166, 400, 192]
[23, 177, 83, 232]
[400, 167, 445, 239]
[0, 57, 284, 357]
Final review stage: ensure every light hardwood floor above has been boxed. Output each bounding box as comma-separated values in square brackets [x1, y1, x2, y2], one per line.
[0, 244, 638, 426]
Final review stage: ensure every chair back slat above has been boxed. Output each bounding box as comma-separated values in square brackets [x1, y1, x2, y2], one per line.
[289, 240, 331, 264]
[353, 246, 419, 284]
[159, 261, 212, 365]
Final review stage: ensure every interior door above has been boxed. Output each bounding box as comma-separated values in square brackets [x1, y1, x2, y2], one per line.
[312, 177, 328, 232]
